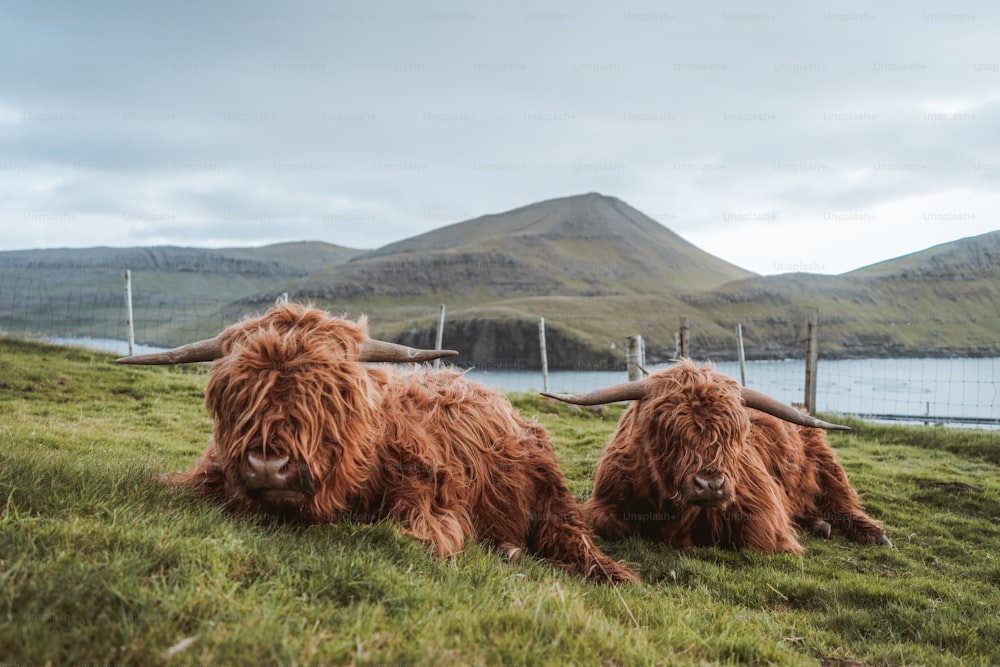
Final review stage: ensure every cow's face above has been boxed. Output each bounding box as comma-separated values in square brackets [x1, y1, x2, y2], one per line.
[227, 409, 324, 516]
[639, 365, 750, 510]
[204, 313, 381, 520]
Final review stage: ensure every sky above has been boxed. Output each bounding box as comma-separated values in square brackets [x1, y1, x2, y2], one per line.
[0, 0, 997, 275]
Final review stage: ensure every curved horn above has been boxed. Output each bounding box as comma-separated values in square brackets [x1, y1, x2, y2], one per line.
[116, 336, 458, 366]
[115, 337, 224, 365]
[541, 380, 647, 406]
[358, 340, 458, 363]
[741, 387, 851, 431]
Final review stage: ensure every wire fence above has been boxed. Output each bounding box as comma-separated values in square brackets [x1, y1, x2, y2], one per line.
[2, 270, 998, 429]
[0, 271, 236, 349]
[462, 358, 1000, 427]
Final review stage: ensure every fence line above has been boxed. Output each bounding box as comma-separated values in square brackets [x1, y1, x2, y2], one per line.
[804, 308, 819, 416]
[1, 271, 997, 428]
[626, 335, 645, 382]
[735, 323, 747, 386]
[0, 271, 235, 347]
[538, 317, 549, 393]
[433, 303, 446, 370]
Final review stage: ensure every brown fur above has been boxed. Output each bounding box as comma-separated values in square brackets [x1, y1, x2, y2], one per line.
[167, 303, 637, 585]
[586, 360, 888, 552]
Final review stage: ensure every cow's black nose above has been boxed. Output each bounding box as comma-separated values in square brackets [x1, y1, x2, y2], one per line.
[693, 474, 727, 496]
[243, 451, 297, 490]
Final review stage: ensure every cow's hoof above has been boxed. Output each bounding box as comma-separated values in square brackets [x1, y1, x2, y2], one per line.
[589, 559, 640, 586]
[499, 543, 524, 562]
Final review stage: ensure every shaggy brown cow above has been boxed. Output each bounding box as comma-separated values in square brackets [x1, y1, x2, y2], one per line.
[543, 360, 891, 553]
[118, 303, 637, 585]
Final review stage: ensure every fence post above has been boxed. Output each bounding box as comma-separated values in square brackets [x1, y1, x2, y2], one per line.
[434, 304, 446, 369]
[677, 316, 689, 359]
[538, 317, 549, 393]
[804, 308, 819, 415]
[626, 335, 644, 381]
[736, 323, 746, 386]
[123, 270, 135, 356]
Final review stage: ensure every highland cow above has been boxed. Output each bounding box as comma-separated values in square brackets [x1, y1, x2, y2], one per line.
[117, 303, 637, 585]
[543, 360, 891, 553]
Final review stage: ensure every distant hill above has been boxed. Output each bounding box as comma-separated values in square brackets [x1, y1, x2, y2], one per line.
[0, 241, 362, 276]
[254, 196, 997, 366]
[227, 193, 756, 367]
[0, 241, 364, 346]
[848, 230, 1000, 281]
[282, 193, 754, 303]
[679, 231, 1000, 359]
[365, 192, 753, 291]
[2, 198, 997, 366]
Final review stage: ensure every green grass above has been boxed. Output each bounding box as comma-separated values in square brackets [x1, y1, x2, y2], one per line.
[2, 338, 999, 665]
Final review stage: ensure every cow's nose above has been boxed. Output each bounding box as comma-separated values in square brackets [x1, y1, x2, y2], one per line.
[243, 451, 297, 490]
[693, 474, 727, 497]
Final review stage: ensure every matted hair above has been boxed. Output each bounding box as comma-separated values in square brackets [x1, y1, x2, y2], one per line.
[165, 303, 638, 585]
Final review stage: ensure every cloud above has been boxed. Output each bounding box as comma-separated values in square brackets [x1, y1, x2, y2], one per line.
[0, 0, 996, 276]
[0, 102, 22, 125]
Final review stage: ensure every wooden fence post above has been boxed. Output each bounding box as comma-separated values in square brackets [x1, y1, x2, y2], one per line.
[677, 316, 689, 359]
[736, 323, 746, 386]
[434, 304, 446, 369]
[626, 335, 645, 381]
[804, 308, 819, 415]
[538, 317, 549, 392]
[123, 270, 135, 357]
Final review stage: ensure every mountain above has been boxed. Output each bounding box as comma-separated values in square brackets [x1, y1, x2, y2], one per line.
[0, 241, 362, 276]
[284, 193, 754, 302]
[245, 196, 995, 365]
[0, 241, 364, 346]
[678, 231, 1000, 359]
[2, 197, 997, 366]
[848, 230, 1000, 281]
[223, 193, 757, 367]
[365, 192, 754, 291]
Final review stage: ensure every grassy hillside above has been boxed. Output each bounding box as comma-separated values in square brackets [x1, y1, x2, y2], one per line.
[2, 337, 999, 665]
[274, 206, 1000, 364]
[2, 199, 998, 363]
[849, 230, 1000, 280]
[271, 193, 753, 305]
[0, 241, 364, 346]
[0, 241, 363, 276]
[685, 244, 1000, 360]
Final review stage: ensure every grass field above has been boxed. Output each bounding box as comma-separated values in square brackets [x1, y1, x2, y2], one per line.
[2, 337, 999, 666]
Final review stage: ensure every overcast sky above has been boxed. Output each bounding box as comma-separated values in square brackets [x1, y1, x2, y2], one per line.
[1, 0, 997, 275]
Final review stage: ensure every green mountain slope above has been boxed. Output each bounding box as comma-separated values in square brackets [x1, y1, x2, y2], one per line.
[0, 241, 364, 345]
[246, 194, 759, 367]
[2, 199, 997, 366]
[358, 224, 1000, 365]
[286, 193, 754, 304]
[848, 230, 1000, 280]
[0, 241, 362, 276]
[683, 231, 1000, 359]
